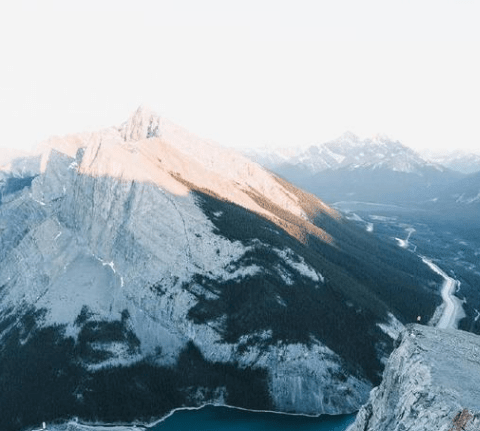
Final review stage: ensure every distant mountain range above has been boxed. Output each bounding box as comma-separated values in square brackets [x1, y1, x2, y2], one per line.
[421, 149, 480, 175]
[0, 108, 445, 431]
[249, 132, 442, 174]
[245, 133, 479, 217]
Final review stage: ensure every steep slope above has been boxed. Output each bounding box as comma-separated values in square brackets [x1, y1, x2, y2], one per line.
[0, 108, 443, 431]
[349, 325, 480, 431]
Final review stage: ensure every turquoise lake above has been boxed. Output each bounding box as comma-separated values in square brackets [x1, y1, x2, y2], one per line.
[150, 405, 356, 430]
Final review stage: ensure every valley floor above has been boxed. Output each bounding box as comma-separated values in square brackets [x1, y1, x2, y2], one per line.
[333, 200, 480, 335]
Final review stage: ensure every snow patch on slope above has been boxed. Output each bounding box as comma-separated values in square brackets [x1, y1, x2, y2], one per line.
[274, 247, 325, 283]
[377, 312, 404, 340]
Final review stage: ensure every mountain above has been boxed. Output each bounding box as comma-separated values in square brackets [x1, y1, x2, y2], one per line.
[428, 170, 480, 207]
[445, 171, 480, 205]
[0, 107, 444, 431]
[421, 149, 480, 175]
[243, 145, 303, 171]
[349, 324, 480, 431]
[246, 133, 464, 205]
[248, 132, 444, 175]
[421, 170, 480, 234]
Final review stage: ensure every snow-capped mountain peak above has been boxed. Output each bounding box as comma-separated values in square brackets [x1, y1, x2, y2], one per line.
[247, 132, 443, 175]
[420, 149, 480, 174]
[121, 104, 162, 141]
[27, 108, 340, 244]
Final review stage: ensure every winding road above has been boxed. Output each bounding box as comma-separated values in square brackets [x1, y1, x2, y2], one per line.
[394, 225, 464, 330]
[421, 257, 465, 329]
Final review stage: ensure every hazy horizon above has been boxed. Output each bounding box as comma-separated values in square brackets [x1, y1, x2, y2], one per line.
[1, 1, 479, 154]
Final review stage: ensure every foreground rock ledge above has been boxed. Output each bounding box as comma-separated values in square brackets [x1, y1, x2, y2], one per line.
[348, 324, 480, 431]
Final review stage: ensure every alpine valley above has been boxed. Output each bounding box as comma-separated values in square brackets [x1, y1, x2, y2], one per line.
[247, 132, 480, 216]
[0, 108, 478, 431]
[247, 132, 480, 431]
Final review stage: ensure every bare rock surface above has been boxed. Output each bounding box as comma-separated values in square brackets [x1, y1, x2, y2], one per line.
[348, 324, 480, 431]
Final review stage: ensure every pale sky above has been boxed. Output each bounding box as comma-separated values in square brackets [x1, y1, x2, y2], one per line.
[1, 0, 479, 154]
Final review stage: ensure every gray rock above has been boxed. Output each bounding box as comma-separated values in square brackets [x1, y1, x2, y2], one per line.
[348, 324, 480, 431]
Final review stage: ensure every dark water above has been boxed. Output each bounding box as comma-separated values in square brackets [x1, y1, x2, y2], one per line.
[150, 405, 356, 430]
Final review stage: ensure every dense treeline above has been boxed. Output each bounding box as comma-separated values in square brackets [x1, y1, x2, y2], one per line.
[0, 310, 271, 431]
[192, 192, 443, 383]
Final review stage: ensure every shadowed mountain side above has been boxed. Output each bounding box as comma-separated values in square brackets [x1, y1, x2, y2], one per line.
[172, 172, 338, 245]
[0, 310, 271, 431]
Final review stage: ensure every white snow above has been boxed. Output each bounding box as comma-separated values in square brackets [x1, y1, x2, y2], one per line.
[93, 255, 117, 273]
[30, 193, 46, 206]
[474, 309, 480, 322]
[370, 215, 394, 221]
[326, 149, 345, 164]
[377, 312, 404, 340]
[68, 161, 78, 170]
[104, 261, 116, 273]
[224, 264, 262, 280]
[366, 223, 374, 232]
[274, 247, 324, 283]
[345, 212, 364, 222]
[466, 191, 480, 204]
[275, 265, 294, 285]
[395, 227, 415, 249]
[276, 294, 287, 307]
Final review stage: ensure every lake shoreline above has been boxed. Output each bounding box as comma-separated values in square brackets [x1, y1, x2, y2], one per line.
[44, 403, 358, 431]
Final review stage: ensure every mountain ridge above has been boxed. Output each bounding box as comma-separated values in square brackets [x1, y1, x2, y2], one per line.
[247, 132, 445, 175]
[245, 133, 465, 206]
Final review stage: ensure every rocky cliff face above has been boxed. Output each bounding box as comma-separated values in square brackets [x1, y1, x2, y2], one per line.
[348, 324, 480, 431]
[0, 107, 443, 431]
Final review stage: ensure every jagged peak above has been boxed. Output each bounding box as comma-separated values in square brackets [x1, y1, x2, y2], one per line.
[338, 131, 361, 143]
[370, 133, 396, 144]
[120, 105, 162, 142]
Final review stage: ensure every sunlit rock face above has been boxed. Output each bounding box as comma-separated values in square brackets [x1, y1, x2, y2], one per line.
[348, 324, 480, 431]
[0, 107, 442, 431]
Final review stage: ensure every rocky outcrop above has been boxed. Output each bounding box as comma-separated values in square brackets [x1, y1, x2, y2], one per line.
[348, 324, 480, 431]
